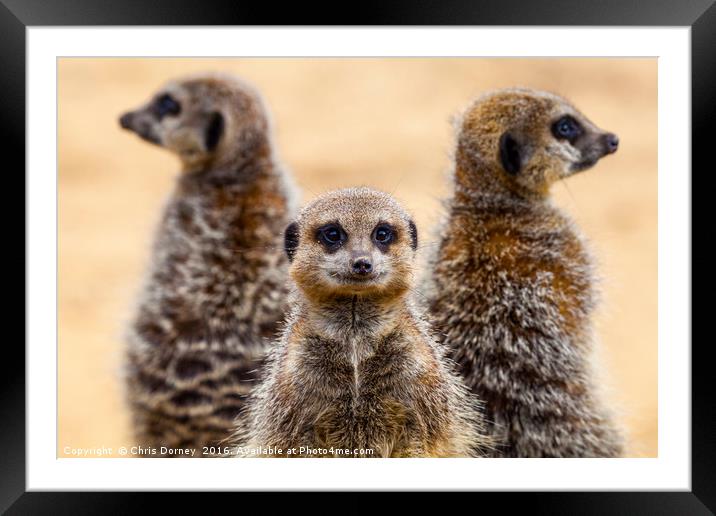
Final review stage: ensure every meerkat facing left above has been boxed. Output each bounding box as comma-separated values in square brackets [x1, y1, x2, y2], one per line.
[232, 188, 489, 457]
[424, 88, 624, 457]
[120, 73, 297, 454]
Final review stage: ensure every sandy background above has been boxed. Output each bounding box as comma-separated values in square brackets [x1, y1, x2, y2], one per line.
[58, 58, 657, 458]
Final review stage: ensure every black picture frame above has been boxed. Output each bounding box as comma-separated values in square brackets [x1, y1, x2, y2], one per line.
[7, 0, 709, 510]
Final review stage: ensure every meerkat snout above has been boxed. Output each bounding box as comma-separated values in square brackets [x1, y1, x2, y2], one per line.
[119, 109, 162, 144]
[119, 112, 133, 129]
[604, 132, 619, 154]
[547, 111, 619, 174]
[119, 92, 183, 145]
[352, 257, 373, 275]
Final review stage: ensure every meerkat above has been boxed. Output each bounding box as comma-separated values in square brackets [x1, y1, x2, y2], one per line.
[424, 88, 624, 457]
[231, 187, 488, 457]
[119, 73, 297, 455]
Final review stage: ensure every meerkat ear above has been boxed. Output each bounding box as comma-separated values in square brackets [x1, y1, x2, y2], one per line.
[499, 131, 522, 175]
[284, 222, 300, 261]
[408, 220, 418, 250]
[204, 112, 224, 151]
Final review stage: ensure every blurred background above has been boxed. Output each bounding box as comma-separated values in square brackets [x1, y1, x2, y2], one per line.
[58, 58, 657, 457]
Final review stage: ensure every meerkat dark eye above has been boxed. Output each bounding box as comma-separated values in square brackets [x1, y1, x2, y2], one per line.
[552, 115, 582, 141]
[372, 224, 395, 247]
[154, 94, 181, 118]
[316, 223, 346, 250]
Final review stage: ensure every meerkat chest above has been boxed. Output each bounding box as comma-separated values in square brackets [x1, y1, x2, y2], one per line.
[303, 331, 405, 401]
[345, 334, 375, 390]
[300, 330, 423, 454]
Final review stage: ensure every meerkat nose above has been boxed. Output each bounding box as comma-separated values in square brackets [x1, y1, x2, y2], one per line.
[119, 112, 134, 129]
[352, 259, 373, 275]
[604, 133, 619, 154]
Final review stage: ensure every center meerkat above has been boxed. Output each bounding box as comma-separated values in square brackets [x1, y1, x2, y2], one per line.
[232, 187, 489, 457]
[120, 73, 297, 454]
[424, 88, 624, 457]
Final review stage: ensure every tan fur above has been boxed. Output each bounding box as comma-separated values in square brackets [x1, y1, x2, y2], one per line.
[121, 73, 298, 455]
[232, 188, 489, 457]
[424, 88, 624, 457]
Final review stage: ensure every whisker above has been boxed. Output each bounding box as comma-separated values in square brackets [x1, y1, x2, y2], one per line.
[406, 284, 430, 304]
[387, 172, 408, 198]
[416, 241, 444, 251]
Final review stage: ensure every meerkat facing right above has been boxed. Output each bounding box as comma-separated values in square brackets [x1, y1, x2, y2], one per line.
[232, 188, 489, 457]
[424, 88, 624, 457]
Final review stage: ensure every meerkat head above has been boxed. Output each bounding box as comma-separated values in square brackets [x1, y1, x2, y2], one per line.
[456, 88, 619, 198]
[118, 72, 270, 171]
[284, 187, 418, 303]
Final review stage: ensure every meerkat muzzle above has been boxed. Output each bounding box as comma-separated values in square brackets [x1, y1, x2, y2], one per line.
[119, 112, 134, 129]
[604, 133, 619, 154]
[352, 258, 373, 275]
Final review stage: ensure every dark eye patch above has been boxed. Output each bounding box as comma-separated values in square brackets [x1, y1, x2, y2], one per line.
[153, 93, 181, 119]
[316, 223, 347, 251]
[372, 223, 396, 251]
[551, 115, 583, 142]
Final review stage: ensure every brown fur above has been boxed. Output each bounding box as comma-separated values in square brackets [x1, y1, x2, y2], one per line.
[424, 88, 624, 457]
[232, 188, 489, 457]
[121, 73, 298, 455]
